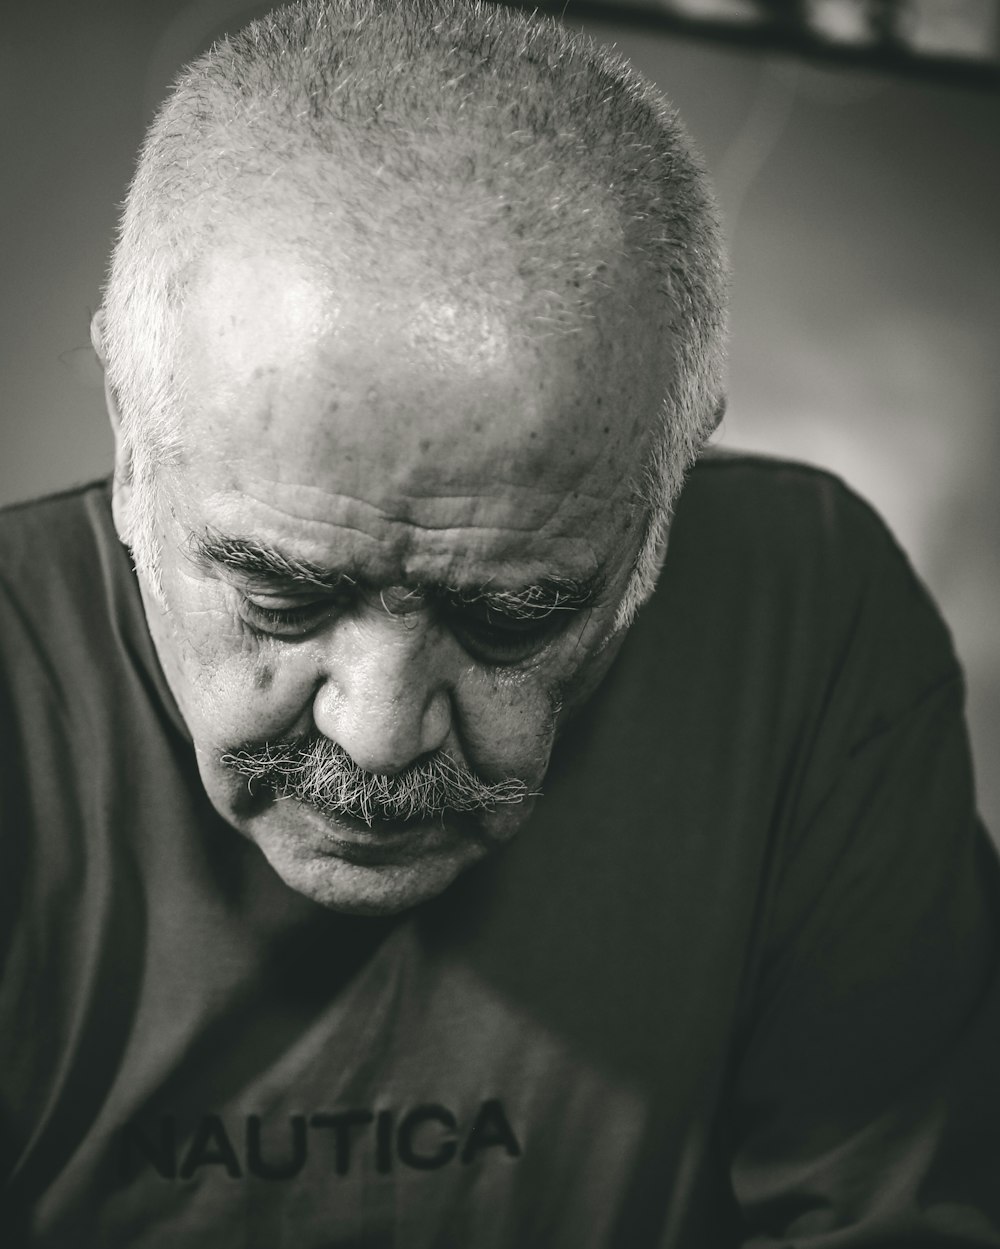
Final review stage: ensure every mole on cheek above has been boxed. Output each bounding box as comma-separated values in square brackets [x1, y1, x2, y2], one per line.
[253, 662, 275, 691]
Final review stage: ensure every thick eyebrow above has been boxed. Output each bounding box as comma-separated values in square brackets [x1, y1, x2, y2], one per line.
[188, 530, 354, 592]
[189, 529, 601, 614]
[442, 576, 600, 620]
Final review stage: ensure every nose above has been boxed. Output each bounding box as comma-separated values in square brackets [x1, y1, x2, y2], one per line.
[312, 610, 452, 774]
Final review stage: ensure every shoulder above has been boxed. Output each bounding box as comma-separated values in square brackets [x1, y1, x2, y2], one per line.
[0, 477, 118, 615]
[653, 448, 960, 724]
[675, 447, 945, 621]
[0, 478, 128, 706]
[677, 446, 893, 554]
[0, 477, 115, 576]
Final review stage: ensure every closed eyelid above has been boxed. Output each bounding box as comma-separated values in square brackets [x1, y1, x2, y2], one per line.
[238, 570, 356, 595]
[242, 593, 335, 612]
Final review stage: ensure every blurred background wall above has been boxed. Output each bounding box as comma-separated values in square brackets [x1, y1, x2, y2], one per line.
[2, 0, 997, 836]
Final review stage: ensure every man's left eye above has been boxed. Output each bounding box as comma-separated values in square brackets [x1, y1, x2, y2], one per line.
[446, 606, 566, 666]
[239, 595, 337, 638]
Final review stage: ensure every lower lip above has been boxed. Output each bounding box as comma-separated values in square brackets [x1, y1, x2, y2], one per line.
[306, 810, 441, 865]
[320, 830, 429, 866]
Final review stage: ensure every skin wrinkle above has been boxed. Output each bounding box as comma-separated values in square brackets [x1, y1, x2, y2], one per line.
[188, 482, 621, 586]
[235, 459, 617, 503]
[202, 479, 615, 531]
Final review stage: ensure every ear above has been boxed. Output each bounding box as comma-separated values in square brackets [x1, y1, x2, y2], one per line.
[710, 394, 727, 433]
[91, 309, 134, 545]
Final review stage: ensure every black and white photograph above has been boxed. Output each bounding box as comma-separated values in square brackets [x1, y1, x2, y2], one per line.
[2, 1, 999, 1244]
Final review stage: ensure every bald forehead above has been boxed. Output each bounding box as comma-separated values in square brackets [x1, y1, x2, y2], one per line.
[160, 210, 672, 610]
[179, 235, 669, 470]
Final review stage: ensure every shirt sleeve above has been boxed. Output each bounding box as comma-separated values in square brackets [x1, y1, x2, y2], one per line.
[726, 487, 1000, 1246]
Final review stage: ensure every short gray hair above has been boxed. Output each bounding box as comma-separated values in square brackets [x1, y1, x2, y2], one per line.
[102, 0, 728, 626]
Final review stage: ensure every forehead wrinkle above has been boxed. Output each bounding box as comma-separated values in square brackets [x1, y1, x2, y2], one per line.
[231, 474, 617, 532]
[200, 494, 609, 549]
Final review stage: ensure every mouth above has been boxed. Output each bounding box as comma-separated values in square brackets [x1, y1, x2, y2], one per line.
[284, 800, 455, 866]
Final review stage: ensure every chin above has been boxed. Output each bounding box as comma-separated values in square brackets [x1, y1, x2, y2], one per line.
[266, 841, 487, 915]
[234, 798, 524, 915]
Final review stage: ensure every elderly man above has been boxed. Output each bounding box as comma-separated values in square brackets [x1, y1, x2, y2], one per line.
[1, 0, 998, 1244]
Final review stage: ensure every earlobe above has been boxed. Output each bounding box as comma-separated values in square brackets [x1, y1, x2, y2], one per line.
[90, 309, 107, 366]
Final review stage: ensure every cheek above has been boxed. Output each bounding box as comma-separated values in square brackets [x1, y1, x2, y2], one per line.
[252, 660, 276, 691]
[453, 667, 564, 784]
[191, 652, 321, 750]
[157, 584, 318, 747]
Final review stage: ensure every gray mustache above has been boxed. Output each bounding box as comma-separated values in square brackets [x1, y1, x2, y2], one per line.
[221, 737, 534, 826]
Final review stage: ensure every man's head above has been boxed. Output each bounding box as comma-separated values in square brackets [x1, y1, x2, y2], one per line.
[94, 0, 727, 915]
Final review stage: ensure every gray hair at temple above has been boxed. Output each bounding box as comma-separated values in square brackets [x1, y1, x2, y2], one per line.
[100, 0, 728, 631]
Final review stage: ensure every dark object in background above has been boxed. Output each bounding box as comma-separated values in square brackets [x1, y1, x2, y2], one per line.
[502, 0, 1000, 89]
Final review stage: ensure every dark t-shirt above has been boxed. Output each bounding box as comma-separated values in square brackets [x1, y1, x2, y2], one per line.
[1, 452, 998, 1248]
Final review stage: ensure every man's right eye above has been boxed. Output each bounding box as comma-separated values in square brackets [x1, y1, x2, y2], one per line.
[238, 594, 342, 638]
